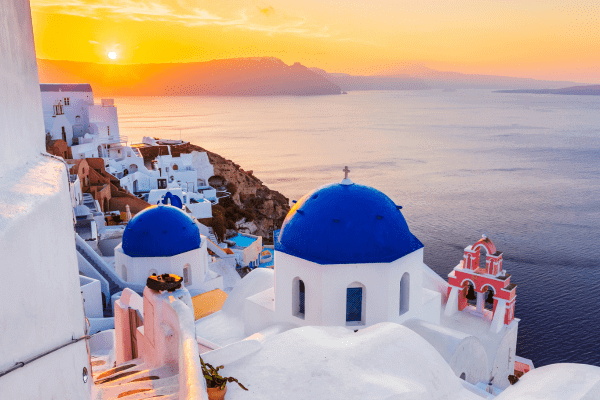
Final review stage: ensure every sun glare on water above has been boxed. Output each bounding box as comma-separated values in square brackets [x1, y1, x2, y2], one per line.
[108, 51, 117, 60]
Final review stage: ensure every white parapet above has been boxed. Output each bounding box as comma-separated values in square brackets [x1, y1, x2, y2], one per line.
[490, 299, 507, 334]
[444, 286, 460, 317]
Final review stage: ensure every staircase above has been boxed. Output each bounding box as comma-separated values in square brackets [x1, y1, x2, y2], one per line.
[76, 243, 121, 296]
[75, 234, 144, 316]
[207, 227, 219, 245]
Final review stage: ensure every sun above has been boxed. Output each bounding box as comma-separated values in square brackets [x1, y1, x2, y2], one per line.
[108, 51, 117, 60]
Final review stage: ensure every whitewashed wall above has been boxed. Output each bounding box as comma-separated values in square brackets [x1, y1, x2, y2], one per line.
[0, 2, 91, 399]
[80, 276, 103, 318]
[113, 240, 221, 293]
[0, 0, 44, 170]
[89, 102, 119, 138]
[49, 114, 73, 144]
[41, 91, 93, 138]
[273, 248, 437, 328]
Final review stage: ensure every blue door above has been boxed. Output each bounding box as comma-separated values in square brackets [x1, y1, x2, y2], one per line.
[346, 287, 362, 322]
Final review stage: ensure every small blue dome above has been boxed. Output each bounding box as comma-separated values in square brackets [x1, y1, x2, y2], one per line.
[122, 205, 200, 258]
[276, 182, 423, 264]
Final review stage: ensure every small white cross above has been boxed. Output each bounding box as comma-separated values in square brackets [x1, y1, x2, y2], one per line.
[343, 166, 350, 179]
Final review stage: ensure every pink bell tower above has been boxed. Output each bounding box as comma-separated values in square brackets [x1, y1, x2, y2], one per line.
[444, 235, 517, 332]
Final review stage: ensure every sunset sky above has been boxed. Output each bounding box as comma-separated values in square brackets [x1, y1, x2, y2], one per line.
[31, 0, 599, 83]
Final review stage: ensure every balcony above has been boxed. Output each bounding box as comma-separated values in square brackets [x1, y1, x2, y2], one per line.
[100, 135, 128, 145]
[78, 135, 128, 145]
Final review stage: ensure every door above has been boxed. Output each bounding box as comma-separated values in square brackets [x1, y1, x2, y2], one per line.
[128, 308, 143, 359]
[346, 287, 362, 322]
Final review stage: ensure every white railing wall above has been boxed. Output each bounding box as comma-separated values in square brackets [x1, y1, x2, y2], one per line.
[167, 299, 209, 400]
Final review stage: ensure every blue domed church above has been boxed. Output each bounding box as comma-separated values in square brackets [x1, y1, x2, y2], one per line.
[114, 204, 223, 294]
[199, 173, 522, 389]
[272, 177, 442, 327]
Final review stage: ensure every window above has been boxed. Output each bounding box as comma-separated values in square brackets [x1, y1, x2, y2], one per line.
[121, 265, 128, 282]
[172, 164, 179, 170]
[61, 126, 66, 142]
[107, 126, 110, 135]
[157, 179, 167, 189]
[183, 265, 191, 286]
[299, 280, 305, 315]
[64, 97, 70, 106]
[460, 373, 466, 380]
[292, 277, 305, 319]
[399, 272, 410, 315]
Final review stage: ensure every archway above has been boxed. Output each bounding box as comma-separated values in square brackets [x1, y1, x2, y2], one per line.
[462, 280, 477, 308]
[129, 164, 138, 173]
[208, 175, 226, 188]
[481, 284, 496, 312]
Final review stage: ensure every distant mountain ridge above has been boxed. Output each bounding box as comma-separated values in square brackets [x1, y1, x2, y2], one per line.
[312, 65, 585, 91]
[495, 85, 600, 96]
[37, 57, 341, 96]
[309, 68, 429, 90]
[38, 57, 588, 96]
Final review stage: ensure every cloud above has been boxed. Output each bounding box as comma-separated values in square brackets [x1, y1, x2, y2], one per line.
[88, 40, 98, 44]
[31, 0, 221, 24]
[29, 0, 331, 39]
[258, 6, 275, 17]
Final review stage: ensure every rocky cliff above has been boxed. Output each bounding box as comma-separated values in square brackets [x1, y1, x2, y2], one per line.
[138, 142, 290, 240]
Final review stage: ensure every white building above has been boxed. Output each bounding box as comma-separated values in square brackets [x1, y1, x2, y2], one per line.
[195, 177, 526, 391]
[40, 83, 126, 159]
[114, 204, 222, 295]
[226, 233, 263, 269]
[147, 188, 212, 219]
[1, 3, 91, 397]
[110, 148, 215, 200]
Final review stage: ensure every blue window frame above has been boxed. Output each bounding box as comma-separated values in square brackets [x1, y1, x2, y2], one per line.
[299, 280, 305, 315]
[346, 287, 362, 322]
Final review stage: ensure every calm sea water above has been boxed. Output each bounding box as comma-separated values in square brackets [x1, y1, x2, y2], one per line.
[114, 90, 600, 368]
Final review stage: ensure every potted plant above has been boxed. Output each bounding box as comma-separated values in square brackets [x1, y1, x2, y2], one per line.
[200, 356, 248, 400]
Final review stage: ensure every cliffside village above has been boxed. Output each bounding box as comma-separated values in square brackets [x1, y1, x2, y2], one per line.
[40, 83, 538, 398]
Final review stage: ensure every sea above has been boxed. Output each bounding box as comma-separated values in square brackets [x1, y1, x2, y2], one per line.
[114, 90, 600, 368]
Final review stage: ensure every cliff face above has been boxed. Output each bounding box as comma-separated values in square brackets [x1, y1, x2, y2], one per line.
[139, 142, 291, 239]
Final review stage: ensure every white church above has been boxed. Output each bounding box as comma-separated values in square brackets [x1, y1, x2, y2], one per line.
[194, 173, 528, 391]
[114, 203, 223, 295]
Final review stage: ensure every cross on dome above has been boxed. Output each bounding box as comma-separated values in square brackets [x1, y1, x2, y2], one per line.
[341, 166, 353, 185]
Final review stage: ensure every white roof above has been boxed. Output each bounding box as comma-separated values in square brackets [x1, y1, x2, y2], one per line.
[496, 363, 600, 399]
[221, 322, 482, 400]
[74, 204, 92, 217]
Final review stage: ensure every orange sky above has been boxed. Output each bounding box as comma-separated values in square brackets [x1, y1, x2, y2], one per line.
[31, 0, 600, 83]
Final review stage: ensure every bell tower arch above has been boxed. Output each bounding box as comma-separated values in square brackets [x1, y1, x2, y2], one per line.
[444, 235, 517, 333]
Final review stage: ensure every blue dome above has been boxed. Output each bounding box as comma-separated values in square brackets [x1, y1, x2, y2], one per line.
[275, 182, 423, 264]
[122, 204, 201, 258]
